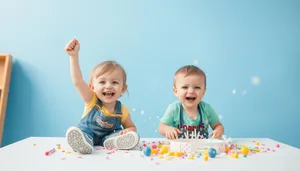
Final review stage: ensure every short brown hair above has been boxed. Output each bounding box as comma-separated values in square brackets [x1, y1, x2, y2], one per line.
[174, 65, 206, 87]
[89, 61, 127, 86]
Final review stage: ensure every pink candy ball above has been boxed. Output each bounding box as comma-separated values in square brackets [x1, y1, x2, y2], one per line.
[276, 144, 280, 148]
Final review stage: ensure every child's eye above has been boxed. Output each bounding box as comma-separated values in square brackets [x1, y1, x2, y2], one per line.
[181, 86, 188, 89]
[99, 81, 105, 84]
[194, 86, 201, 89]
[112, 81, 119, 84]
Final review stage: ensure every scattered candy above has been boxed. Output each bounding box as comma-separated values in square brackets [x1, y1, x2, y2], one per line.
[151, 149, 158, 155]
[276, 144, 280, 148]
[45, 148, 56, 156]
[151, 144, 157, 149]
[143, 147, 152, 156]
[240, 147, 249, 155]
[208, 148, 217, 158]
[159, 145, 169, 154]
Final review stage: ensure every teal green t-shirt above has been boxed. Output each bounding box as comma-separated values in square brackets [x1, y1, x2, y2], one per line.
[160, 101, 219, 131]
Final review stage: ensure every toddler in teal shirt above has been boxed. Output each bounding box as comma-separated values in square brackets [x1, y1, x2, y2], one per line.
[158, 65, 224, 139]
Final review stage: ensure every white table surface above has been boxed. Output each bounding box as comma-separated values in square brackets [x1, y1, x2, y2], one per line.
[0, 137, 300, 171]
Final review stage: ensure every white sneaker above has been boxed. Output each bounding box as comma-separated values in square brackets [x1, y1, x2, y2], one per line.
[103, 131, 139, 150]
[66, 126, 94, 154]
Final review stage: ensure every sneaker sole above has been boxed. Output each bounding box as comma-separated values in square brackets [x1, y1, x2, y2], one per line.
[66, 127, 93, 154]
[104, 132, 139, 150]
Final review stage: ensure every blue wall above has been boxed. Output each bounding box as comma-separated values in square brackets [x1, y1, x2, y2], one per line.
[1, 0, 299, 148]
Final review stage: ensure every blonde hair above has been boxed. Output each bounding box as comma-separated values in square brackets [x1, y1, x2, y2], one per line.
[174, 65, 206, 87]
[89, 61, 127, 87]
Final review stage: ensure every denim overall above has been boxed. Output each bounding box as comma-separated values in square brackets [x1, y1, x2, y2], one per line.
[178, 104, 209, 139]
[78, 99, 123, 145]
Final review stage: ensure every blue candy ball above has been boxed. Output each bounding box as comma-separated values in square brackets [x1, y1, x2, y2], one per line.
[143, 147, 152, 156]
[208, 148, 217, 158]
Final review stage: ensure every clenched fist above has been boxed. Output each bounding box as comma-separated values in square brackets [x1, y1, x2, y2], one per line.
[65, 39, 80, 57]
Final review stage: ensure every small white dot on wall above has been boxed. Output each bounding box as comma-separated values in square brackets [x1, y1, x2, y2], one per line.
[251, 76, 261, 85]
[132, 108, 136, 112]
[156, 116, 160, 119]
[193, 60, 199, 65]
[242, 90, 247, 95]
[219, 114, 223, 120]
[232, 89, 236, 95]
[141, 110, 144, 115]
[154, 130, 157, 132]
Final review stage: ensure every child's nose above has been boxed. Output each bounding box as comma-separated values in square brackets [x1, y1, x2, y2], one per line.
[105, 83, 113, 88]
[188, 87, 194, 93]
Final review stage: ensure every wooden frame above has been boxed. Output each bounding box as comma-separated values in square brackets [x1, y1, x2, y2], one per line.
[0, 54, 12, 146]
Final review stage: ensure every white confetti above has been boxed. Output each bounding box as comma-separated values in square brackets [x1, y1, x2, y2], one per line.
[251, 76, 261, 85]
[232, 89, 236, 95]
[193, 60, 198, 65]
[156, 116, 160, 119]
[132, 108, 136, 112]
[154, 130, 158, 133]
[218, 114, 223, 120]
[141, 110, 144, 115]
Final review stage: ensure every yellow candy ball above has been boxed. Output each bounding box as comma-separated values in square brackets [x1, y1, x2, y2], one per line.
[240, 147, 249, 155]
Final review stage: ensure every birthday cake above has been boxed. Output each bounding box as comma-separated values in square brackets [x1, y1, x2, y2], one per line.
[169, 139, 227, 154]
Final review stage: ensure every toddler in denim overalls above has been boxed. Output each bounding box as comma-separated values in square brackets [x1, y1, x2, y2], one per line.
[65, 39, 139, 154]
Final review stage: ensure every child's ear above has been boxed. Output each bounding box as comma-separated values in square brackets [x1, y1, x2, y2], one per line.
[203, 88, 206, 94]
[173, 87, 178, 96]
[122, 84, 128, 93]
[89, 84, 94, 90]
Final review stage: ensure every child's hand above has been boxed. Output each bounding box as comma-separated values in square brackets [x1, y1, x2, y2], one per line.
[119, 127, 136, 135]
[65, 39, 80, 57]
[165, 126, 182, 140]
[120, 129, 130, 135]
[209, 127, 224, 139]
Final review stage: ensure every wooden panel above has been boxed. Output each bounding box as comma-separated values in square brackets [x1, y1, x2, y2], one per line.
[0, 54, 12, 146]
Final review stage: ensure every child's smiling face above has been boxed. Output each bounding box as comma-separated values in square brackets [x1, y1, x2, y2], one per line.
[92, 68, 127, 105]
[173, 73, 206, 109]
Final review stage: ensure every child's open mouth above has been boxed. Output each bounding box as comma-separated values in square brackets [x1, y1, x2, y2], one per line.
[103, 92, 115, 97]
[186, 97, 196, 101]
